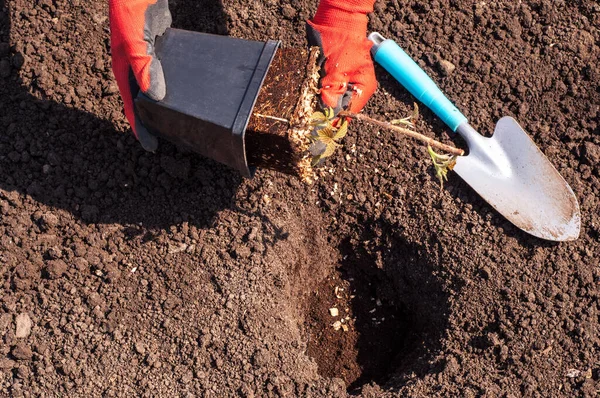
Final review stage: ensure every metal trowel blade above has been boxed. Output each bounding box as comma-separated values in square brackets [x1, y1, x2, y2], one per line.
[453, 117, 580, 241]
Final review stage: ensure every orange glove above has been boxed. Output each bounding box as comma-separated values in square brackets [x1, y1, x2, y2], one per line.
[109, 0, 171, 151]
[307, 0, 377, 114]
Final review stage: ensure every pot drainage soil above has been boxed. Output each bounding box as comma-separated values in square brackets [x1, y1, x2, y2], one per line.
[246, 46, 320, 183]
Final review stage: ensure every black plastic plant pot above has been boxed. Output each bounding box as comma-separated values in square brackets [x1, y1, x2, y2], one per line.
[135, 28, 280, 177]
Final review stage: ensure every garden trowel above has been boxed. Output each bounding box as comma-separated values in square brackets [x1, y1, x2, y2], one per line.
[368, 33, 580, 242]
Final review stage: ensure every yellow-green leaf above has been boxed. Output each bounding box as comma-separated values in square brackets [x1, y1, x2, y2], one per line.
[322, 141, 338, 158]
[332, 120, 348, 141]
[310, 111, 328, 126]
[389, 118, 413, 127]
[317, 126, 336, 141]
[427, 144, 458, 190]
[412, 102, 420, 124]
[324, 107, 335, 120]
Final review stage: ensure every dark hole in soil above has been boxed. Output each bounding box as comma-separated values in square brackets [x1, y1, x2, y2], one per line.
[304, 227, 449, 393]
[304, 258, 408, 392]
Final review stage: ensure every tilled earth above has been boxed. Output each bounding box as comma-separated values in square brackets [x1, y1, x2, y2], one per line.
[1, 0, 600, 397]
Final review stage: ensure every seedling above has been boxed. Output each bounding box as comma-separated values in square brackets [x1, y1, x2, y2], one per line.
[427, 145, 457, 190]
[390, 103, 420, 128]
[309, 104, 463, 189]
[308, 108, 348, 165]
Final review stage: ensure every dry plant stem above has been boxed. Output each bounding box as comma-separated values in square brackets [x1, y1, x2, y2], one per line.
[253, 113, 290, 123]
[340, 111, 464, 156]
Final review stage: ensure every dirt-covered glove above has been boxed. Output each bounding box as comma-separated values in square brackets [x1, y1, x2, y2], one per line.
[307, 0, 377, 114]
[109, 0, 172, 152]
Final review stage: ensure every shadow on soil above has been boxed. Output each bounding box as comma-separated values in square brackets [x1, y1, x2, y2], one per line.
[0, 0, 243, 232]
[305, 218, 449, 393]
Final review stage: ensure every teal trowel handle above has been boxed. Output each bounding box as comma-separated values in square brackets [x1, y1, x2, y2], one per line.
[369, 32, 467, 132]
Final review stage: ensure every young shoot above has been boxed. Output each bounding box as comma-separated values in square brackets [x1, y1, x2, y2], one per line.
[427, 144, 458, 190]
[309, 107, 348, 165]
[390, 103, 420, 128]
[308, 104, 463, 191]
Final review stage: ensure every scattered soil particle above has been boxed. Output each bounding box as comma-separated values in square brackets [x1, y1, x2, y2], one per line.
[11, 344, 33, 361]
[14, 313, 32, 338]
[0, 359, 16, 370]
[43, 260, 67, 280]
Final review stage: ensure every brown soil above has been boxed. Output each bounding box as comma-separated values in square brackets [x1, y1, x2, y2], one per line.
[1, 0, 599, 397]
[246, 47, 318, 179]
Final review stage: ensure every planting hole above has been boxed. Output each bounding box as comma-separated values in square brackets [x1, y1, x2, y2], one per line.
[303, 233, 448, 393]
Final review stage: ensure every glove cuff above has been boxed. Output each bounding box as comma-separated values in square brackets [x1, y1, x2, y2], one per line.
[311, 0, 375, 31]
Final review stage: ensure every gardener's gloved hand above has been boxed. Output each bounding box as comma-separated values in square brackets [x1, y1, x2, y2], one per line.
[109, 0, 172, 152]
[307, 0, 377, 114]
